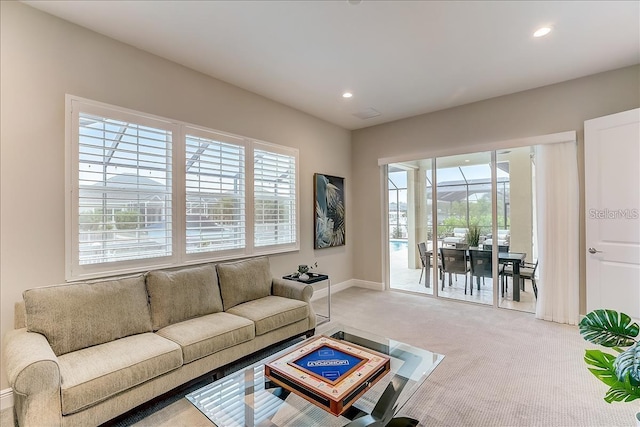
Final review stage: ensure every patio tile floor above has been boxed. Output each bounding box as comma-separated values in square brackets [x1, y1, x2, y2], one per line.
[389, 244, 536, 313]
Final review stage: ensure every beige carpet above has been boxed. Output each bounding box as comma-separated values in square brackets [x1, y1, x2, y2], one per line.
[321, 288, 637, 427]
[2, 287, 637, 426]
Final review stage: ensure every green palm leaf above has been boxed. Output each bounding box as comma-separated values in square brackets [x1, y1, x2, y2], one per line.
[585, 349, 640, 403]
[614, 342, 640, 386]
[603, 375, 640, 403]
[585, 349, 619, 387]
[579, 309, 639, 347]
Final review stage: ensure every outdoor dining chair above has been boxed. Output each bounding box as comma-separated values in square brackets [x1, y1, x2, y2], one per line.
[484, 244, 510, 253]
[418, 242, 442, 285]
[418, 242, 428, 284]
[468, 249, 495, 295]
[503, 259, 539, 299]
[439, 248, 470, 293]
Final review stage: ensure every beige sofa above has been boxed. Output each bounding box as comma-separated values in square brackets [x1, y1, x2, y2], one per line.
[3, 257, 316, 427]
[482, 229, 510, 248]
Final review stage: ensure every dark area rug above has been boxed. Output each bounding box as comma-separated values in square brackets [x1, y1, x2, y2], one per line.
[104, 337, 304, 427]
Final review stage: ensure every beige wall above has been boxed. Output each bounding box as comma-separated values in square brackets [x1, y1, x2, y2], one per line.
[0, 1, 352, 390]
[351, 64, 640, 306]
[2, 0, 639, 397]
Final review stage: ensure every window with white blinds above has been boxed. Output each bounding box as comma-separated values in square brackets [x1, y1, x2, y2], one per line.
[77, 111, 173, 266]
[68, 97, 299, 280]
[185, 130, 245, 254]
[254, 147, 297, 248]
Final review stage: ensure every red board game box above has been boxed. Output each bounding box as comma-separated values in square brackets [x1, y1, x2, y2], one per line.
[264, 335, 391, 416]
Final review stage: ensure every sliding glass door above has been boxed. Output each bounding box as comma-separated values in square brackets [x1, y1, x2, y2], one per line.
[496, 146, 537, 312]
[386, 147, 537, 313]
[388, 160, 433, 295]
[435, 152, 494, 305]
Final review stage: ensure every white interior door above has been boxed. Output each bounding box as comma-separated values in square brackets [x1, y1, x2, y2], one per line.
[585, 108, 640, 319]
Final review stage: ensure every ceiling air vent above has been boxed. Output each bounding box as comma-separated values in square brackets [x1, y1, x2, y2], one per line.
[353, 108, 381, 120]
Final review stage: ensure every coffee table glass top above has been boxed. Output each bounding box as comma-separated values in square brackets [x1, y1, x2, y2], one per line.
[186, 324, 444, 426]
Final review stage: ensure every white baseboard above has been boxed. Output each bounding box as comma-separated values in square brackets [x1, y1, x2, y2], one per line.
[310, 278, 383, 301]
[1, 388, 13, 411]
[310, 279, 350, 301]
[351, 279, 385, 291]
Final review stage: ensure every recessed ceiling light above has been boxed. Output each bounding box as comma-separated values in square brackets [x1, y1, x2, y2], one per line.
[533, 27, 552, 38]
[342, 92, 353, 99]
[465, 159, 470, 163]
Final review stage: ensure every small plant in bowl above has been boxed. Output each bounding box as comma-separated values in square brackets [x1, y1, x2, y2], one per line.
[579, 309, 640, 403]
[295, 262, 318, 280]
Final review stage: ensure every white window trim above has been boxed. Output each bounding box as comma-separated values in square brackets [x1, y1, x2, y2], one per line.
[182, 125, 248, 263]
[66, 95, 299, 281]
[252, 139, 300, 256]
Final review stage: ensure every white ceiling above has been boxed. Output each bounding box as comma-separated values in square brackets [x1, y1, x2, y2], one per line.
[23, 1, 640, 130]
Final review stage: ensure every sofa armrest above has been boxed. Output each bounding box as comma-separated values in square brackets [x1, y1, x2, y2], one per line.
[15, 301, 26, 329]
[272, 278, 313, 302]
[4, 328, 62, 426]
[4, 328, 60, 393]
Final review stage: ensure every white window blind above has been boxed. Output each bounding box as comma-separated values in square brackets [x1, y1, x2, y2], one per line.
[187, 365, 281, 426]
[185, 131, 245, 254]
[77, 111, 173, 265]
[254, 147, 297, 247]
[68, 96, 299, 280]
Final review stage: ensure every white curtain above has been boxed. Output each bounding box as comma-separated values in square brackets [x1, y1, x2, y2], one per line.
[534, 141, 580, 325]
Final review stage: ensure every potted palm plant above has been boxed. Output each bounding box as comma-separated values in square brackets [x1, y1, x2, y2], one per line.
[579, 309, 640, 423]
[466, 224, 481, 248]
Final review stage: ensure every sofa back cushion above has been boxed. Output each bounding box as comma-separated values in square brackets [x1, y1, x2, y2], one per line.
[146, 264, 223, 330]
[216, 257, 272, 311]
[23, 275, 152, 356]
[497, 229, 510, 238]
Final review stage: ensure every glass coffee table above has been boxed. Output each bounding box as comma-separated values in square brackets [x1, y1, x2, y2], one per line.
[186, 324, 444, 427]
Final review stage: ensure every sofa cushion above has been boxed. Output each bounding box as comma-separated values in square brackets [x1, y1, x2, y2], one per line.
[453, 228, 468, 238]
[146, 264, 223, 331]
[23, 275, 152, 356]
[58, 333, 182, 415]
[226, 296, 309, 336]
[216, 257, 272, 311]
[156, 312, 255, 364]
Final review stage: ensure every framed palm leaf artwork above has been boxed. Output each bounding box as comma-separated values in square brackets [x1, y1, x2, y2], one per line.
[314, 173, 345, 249]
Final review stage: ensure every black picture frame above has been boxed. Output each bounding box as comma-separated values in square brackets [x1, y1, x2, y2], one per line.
[314, 173, 345, 249]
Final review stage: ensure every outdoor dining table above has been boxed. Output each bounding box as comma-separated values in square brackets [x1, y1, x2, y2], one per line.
[423, 248, 527, 301]
[495, 251, 526, 302]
